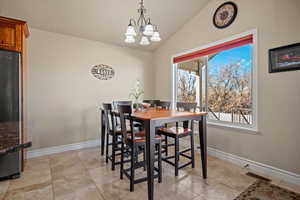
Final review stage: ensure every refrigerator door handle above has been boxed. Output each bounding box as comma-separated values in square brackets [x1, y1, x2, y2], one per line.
[0, 142, 32, 156]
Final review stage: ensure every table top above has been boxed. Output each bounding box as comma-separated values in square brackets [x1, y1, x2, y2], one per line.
[131, 108, 207, 120]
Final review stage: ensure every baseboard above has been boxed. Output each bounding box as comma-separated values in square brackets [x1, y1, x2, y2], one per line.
[27, 139, 299, 186]
[27, 140, 100, 159]
[208, 147, 300, 186]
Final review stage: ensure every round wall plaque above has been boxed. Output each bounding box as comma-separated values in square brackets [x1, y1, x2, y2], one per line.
[213, 2, 238, 29]
[91, 64, 115, 80]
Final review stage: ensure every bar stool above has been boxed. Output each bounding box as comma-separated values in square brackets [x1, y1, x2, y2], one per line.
[102, 103, 124, 171]
[157, 102, 197, 176]
[118, 104, 162, 192]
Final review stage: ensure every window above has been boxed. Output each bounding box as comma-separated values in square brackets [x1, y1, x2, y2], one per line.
[176, 61, 200, 103]
[172, 30, 257, 131]
[207, 44, 253, 125]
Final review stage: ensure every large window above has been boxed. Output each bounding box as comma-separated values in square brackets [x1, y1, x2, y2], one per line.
[173, 31, 257, 130]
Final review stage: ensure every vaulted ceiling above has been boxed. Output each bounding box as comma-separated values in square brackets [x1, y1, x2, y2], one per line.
[0, 0, 210, 51]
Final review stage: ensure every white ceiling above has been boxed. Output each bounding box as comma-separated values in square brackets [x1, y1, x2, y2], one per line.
[0, 0, 210, 51]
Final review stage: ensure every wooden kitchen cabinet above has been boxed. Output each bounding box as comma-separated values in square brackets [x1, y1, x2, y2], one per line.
[0, 18, 27, 52]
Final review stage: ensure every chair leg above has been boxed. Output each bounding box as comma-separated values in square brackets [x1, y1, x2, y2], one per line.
[143, 146, 146, 171]
[158, 143, 162, 183]
[175, 137, 179, 176]
[120, 141, 124, 179]
[190, 133, 195, 168]
[111, 134, 116, 171]
[165, 136, 168, 156]
[105, 133, 109, 163]
[130, 145, 135, 192]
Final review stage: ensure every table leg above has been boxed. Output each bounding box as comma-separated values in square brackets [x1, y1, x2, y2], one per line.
[199, 116, 207, 179]
[145, 119, 155, 200]
[101, 110, 105, 156]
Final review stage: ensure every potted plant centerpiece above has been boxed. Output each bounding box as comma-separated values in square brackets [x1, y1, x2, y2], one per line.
[129, 80, 144, 110]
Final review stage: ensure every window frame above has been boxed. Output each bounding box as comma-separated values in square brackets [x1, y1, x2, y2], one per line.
[171, 29, 258, 133]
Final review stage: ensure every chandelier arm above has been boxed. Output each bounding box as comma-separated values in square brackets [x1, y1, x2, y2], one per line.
[129, 18, 137, 26]
[138, 10, 147, 25]
[141, 14, 147, 26]
[146, 17, 151, 25]
[136, 15, 141, 26]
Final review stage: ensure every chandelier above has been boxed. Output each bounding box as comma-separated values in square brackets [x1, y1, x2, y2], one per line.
[124, 0, 161, 45]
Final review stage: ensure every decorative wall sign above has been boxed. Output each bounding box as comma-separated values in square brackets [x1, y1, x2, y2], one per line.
[269, 43, 300, 73]
[213, 2, 238, 29]
[91, 64, 115, 80]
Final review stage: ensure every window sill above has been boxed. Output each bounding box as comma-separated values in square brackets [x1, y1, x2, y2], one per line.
[207, 121, 259, 134]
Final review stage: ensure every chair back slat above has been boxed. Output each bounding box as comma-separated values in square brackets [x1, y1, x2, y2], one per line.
[118, 104, 134, 144]
[102, 103, 116, 133]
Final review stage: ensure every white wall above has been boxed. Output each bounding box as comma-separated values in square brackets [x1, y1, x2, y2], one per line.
[27, 28, 154, 150]
[153, 0, 300, 174]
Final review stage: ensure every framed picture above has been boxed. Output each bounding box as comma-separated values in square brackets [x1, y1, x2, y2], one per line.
[269, 43, 300, 73]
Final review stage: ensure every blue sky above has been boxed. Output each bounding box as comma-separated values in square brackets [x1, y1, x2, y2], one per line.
[208, 44, 253, 75]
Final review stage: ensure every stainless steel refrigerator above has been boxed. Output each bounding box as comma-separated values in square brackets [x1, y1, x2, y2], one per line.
[0, 49, 31, 179]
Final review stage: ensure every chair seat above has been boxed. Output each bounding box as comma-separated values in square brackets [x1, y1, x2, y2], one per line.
[158, 127, 192, 135]
[127, 131, 161, 143]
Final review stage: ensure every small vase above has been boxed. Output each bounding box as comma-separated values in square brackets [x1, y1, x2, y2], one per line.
[133, 100, 141, 111]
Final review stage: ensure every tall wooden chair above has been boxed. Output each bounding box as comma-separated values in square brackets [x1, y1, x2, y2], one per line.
[118, 104, 162, 192]
[157, 102, 197, 176]
[102, 103, 124, 171]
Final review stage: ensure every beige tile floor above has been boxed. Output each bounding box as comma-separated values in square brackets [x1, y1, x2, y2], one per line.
[0, 147, 299, 200]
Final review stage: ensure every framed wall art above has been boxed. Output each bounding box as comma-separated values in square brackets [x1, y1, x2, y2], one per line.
[269, 43, 300, 73]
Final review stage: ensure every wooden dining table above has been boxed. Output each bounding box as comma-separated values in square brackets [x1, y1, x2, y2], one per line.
[100, 108, 208, 200]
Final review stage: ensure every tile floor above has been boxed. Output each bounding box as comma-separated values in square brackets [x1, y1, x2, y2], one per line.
[0, 147, 299, 200]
